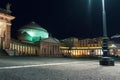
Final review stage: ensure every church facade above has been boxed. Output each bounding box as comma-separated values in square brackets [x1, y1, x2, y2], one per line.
[0, 7, 61, 57]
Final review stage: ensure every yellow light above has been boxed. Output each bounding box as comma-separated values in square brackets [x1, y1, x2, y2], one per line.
[0, 22, 4, 27]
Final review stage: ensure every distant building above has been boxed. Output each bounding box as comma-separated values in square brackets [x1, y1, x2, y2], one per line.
[0, 6, 61, 56]
[111, 34, 120, 56]
[60, 37, 117, 57]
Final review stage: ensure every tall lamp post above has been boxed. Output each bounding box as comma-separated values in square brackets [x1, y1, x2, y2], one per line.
[99, 0, 115, 66]
[102, 0, 108, 57]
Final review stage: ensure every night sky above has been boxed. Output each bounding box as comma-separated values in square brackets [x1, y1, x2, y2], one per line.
[0, 0, 120, 39]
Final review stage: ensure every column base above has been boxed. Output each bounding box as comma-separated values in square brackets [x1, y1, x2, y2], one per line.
[99, 57, 115, 66]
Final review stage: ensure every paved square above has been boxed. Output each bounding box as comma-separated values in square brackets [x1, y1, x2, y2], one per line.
[0, 57, 120, 80]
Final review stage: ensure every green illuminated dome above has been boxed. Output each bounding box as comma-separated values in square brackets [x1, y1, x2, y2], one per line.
[18, 21, 49, 43]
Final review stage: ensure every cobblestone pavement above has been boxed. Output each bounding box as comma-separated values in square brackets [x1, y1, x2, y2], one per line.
[0, 57, 120, 80]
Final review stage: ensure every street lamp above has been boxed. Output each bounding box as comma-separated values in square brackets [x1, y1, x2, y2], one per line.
[102, 0, 108, 57]
[99, 0, 115, 66]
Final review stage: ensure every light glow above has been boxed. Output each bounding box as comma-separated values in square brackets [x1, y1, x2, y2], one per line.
[0, 62, 79, 70]
[0, 22, 4, 27]
[88, 0, 92, 12]
[19, 22, 49, 42]
[88, 0, 91, 8]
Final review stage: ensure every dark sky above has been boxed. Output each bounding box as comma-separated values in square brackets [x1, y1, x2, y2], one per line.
[0, 0, 120, 39]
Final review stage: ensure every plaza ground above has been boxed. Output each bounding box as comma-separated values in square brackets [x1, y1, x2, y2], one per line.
[0, 56, 120, 80]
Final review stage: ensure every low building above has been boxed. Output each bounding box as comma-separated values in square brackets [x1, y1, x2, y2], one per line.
[60, 37, 117, 57]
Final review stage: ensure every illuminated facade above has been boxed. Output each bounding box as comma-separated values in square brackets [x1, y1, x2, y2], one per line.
[0, 6, 61, 57]
[60, 37, 117, 57]
[0, 7, 15, 49]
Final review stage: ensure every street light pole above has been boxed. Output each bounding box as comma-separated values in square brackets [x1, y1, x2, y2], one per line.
[99, 0, 115, 66]
[102, 0, 108, 57]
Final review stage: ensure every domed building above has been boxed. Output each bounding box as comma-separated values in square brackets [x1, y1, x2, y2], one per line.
[0, 5, 62, 57]
[18, 21, 49, 43]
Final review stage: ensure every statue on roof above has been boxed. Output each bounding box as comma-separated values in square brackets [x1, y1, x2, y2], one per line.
[6, 3, 12, 13]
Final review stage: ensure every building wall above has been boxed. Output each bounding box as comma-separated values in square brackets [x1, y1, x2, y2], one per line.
[9, 40, 38, 56]
[5, 38, 61, 57]
[60, 37, 117, 57]
[39, 41, 61, 57]
[0, 11, 15, 49]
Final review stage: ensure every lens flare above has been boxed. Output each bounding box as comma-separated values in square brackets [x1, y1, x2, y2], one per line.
[88, 0, 91, 10]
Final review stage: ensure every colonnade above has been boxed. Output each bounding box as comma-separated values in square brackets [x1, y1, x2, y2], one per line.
[9, 41, 38, 56]
[61, 48, 117, 57]
[40, 42, 61, 56]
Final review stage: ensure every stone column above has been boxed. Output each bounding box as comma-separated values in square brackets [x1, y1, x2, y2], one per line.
[4, 24, 11, 49]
